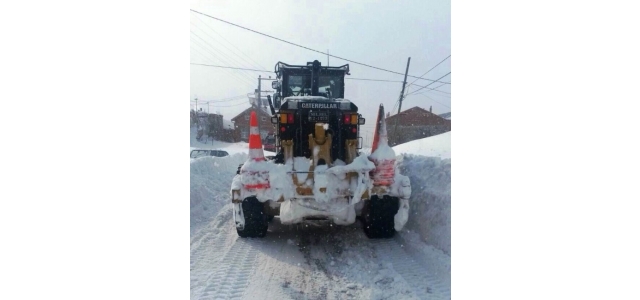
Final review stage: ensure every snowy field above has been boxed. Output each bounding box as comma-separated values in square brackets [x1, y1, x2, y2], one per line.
[190, 127, 451, 299]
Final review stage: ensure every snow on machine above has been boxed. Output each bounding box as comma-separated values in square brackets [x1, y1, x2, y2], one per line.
[230, 60, 411, 238]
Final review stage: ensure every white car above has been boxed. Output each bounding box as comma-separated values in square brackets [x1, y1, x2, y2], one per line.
[190, 149, 229, 159]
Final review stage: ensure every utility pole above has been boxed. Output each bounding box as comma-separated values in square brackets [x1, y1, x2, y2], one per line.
[397, 57, 411, 114]
[195, 97, 198, 112]
[392, 57, 411, 146]
[258, 75, 261, 108]
[327, 49, 330, 66]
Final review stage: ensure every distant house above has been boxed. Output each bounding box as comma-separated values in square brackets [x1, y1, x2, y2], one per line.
[231, 106, 275, 142]
[219, 119, 235, 142]
[195, 109, 208, 140]
[438, 112, 451, 120]
[206, 113, 223, 140]
[385, 106, 451, 146]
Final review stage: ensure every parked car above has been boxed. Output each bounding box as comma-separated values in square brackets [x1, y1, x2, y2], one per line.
[190, 149, 229, 158]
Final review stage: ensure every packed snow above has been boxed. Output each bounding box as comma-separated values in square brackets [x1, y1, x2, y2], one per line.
[190, 125, 451, 299]
[237, 152, 382, 226]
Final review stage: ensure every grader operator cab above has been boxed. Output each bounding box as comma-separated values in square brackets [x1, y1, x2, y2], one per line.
[270, 60, 363, 164]
[230, 60, 412, 238]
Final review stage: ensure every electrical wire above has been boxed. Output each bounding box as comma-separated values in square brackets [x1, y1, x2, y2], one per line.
[346, 78, 404, 83]
[406, 55, 451, 89]
[190, 63, 431, 87]
[190, 63, 272, 73]
[190, 31, 258, 85]
[213, 101, 252, 108]
[406, 72, 451, 96]
[407, 93, 451, 109]
[190, 31, 260, 85]
[191, 14, 268, 71]
[191, 28, 264, 80]
[190, 39, 256, 88]
[190, 9, 450, 84]
[407, 83, 451, 95]
[191, 95, 247, 103]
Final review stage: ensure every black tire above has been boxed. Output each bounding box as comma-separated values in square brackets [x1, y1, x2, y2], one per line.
[362, 195, 400, 238]
[237, 197, 268, 238]
[266, 214, 275, 222]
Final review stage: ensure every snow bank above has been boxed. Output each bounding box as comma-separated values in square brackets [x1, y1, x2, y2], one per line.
[397, 155, 451, 255]
[190, 125, 254, 156]
[190, 153, 247, 231]
[392, 132, 451, 159]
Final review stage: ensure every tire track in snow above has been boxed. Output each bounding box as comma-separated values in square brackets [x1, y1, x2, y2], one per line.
[370, 238, 451, 300]
[197, 238, 264, 300]
[191, 206, 236, 299]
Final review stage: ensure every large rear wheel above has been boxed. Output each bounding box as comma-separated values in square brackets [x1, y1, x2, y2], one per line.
[237, 197, 268, 238]
[362, 195, 400, 238]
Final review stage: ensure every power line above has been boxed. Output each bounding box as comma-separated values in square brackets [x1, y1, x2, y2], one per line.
[414, 90, 451, 98]
[190, 43, 248, 84]
[407, 93, 451, 109]
[214, 101, 251, 108]
[190, 21, 267, 74]
[408, 83, 451, 95]
[191, 14, 268, 71]
[191, 63, 272, 73]
[406, 72, 451, 96]
[190, 95, 247, 103]
[191, 63, 410, 84]
[189, 47, 211, 63]
[190, 31, 260, 85]
[406, 55, 451, 89]
[391, 97, 401, 115]
[190, 38, 257, 88]
[190, 31, 259, 86]
[346, 78, 404, 83]
[190, 9, 450, 84]
[432, 83, 448, 90]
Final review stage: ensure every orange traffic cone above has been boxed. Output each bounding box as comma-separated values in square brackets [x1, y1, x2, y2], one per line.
[243, 111, 270, 190]
[371, 104, 386, 153]
[369, 104, 395, 186]
[248, 111, 265, 161]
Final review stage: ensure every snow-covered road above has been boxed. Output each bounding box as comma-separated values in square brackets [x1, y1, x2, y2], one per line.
[190, 129, 451, 299]
[191, 205, 450, 299]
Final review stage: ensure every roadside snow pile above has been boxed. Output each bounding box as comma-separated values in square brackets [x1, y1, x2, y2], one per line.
[191, 153, 247, 231]
[397, 155, 451, 255]
[191, 125, 265, 156]
[392, 132, 451, 159]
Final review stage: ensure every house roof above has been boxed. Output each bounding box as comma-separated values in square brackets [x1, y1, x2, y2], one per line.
[230, 105, 272, 122]
[385, 106, 448, 126]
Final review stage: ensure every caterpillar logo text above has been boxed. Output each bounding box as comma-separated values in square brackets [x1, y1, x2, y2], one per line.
[300, 103, 338, 109]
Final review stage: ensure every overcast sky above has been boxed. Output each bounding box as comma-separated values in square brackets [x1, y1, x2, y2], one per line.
[190, 0, 450, 144]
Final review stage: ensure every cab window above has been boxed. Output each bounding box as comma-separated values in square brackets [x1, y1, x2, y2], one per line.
[318, 76, 343, 98]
